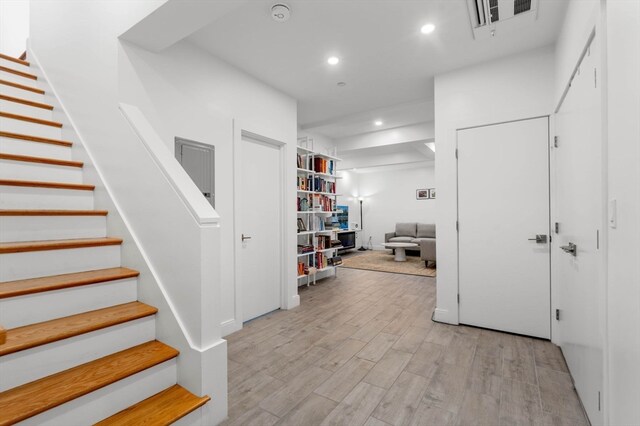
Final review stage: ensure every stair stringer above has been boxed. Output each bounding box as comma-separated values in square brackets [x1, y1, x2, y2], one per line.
[26, 44, 228, 425]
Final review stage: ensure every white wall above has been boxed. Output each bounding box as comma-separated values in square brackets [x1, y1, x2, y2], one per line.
[0, 0, 29, 57]
[119, 39, 299, 337]
[338, 165, 436, 249]
[604, 0, 640, 423]
[434, 45, 555, 324]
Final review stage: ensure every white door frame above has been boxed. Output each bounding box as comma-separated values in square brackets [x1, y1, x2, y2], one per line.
[456, 115, 552, 337]
[232, 122, 288, 326]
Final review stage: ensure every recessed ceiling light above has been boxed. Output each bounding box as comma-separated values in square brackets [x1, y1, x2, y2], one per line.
[421, 23, 436, 34]
[374, 120, 383, 126]
[327, 56, 340, 65]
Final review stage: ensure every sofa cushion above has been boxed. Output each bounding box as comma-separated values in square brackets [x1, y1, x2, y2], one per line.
[395, 222, 417, 237]
[389, 236, 414, 243]
[417, 223, 436, 238]
[411, 237, 435, 244]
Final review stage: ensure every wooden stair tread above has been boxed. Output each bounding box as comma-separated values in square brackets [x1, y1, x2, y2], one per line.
[0, 341, 178, 426]
[0, 111, 62, 128]
[0, 237, 122, 254]
[0, 93, 53, 110]
[0, 267, 138, 299]
[96, 385, 210, 426]
[0, 209, 108, 216]
[0, 78, 43, 94]
[0, 53, 30, 67]
[0, 130, 72, 147]
[0, 325, 5, 345]
[0, 152, 82, 167]
[0, 301, 157, 356]
[0, 178, 94, 191]
[0, 64, 37, 80]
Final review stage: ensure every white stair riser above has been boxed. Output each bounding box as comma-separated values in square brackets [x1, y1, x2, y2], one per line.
[0, 116, 61, 140]
[19, 358, 177, 426]
[0, 245, 120, 281]
[0, 317, 155, 392]
[0, 100, 52, 121]
[0, 70, 39, 88]
[0, 278, 136, 329]
[0, 159, 83, 184]
[0, 58, 32, 75]
[174, 408, 203, 426]
[0, 185, 94, 210]
[0, 214, 105, 243]
[0, 137, 72, 161]
[0, 84, 46, 104]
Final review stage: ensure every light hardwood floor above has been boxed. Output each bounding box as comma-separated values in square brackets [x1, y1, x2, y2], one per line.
[223, 268, 588, 426]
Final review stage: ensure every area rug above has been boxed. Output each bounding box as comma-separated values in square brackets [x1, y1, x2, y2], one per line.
[341, 250, 436, 277]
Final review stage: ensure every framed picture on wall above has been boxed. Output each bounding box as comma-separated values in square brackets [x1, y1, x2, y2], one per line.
[416, 189, 429, 200]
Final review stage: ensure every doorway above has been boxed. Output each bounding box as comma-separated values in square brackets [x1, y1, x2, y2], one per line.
[555, 32, 603, 424]
[236, 132, 284, 322]
[457, 116, 551, 338]
[175, 137, 215, 207]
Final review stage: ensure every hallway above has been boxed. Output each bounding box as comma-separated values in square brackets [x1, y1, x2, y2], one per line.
[223, 269, 587, 425]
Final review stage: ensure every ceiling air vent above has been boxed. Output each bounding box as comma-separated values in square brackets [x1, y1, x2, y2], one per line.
[467, 0, 539, 38]
[469, 0, 537, 27]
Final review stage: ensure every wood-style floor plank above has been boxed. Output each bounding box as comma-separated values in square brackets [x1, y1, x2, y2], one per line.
[223, 266, 589, 426]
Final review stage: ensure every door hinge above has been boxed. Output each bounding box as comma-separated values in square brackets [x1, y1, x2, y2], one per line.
[456, 221, 459, 232]
[594, 68, 597, 88]
[555, 222, 560, 234]
[598, 391, 601, 411]
[457, 294, 460, 304]
[549, 235, 552, 243]
[554, 136, 559, 148]
[555, 309, 560, 321]
[455, 148, 458, 159]
[597, 229, 600, 250]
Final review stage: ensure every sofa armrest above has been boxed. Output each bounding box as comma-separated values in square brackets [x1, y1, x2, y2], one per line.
[384, 232, 395, 243]
[419, 239, 436, 262]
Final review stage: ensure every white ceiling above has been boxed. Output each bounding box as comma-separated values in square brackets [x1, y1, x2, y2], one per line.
[188, 0, 568, 136]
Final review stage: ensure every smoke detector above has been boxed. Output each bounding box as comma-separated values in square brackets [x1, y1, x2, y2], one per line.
[271, 4, 291, 22]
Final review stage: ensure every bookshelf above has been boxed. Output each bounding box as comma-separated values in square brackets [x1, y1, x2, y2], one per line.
[296, 136, 343, 287]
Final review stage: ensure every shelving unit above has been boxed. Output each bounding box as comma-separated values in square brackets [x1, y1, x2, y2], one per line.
[296, 136, 342, 287]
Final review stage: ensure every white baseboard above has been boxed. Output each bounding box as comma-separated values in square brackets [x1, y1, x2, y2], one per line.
[286, 294, 300, 310]
[220, 318, 241, 337]
[433, 307, 458, 325]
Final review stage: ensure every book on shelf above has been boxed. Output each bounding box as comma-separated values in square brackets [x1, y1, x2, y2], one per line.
[313, 158, 335, 175]
[328, 256, 343, 266]
[313, 177, 336, 194]
[297, 153, 312, 170]
[297, 244, 314, 254]
[297, 261, 309, 276]
[316, 235, 331, 250]
[315, 252, 328, 269]
[297, 176, 312, 191]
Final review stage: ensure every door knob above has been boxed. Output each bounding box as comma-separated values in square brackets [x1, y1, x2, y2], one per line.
[560, 242, 577, 257]
[241, 234, 252, 242]
[528, 234, 548, 244]
[202, 192, 211, 198]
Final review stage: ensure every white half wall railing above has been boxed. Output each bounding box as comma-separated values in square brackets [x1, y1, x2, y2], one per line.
[119, 103, 222, 350]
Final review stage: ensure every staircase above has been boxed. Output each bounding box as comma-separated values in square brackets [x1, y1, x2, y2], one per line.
[0, 52, 210, 424]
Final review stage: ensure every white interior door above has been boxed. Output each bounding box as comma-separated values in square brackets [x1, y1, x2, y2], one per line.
[555, 35, 603, 424]
[458, 117, 550, 338]
[238, 135, 282, 322]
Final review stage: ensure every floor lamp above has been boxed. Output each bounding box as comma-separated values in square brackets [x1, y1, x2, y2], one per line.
[358, 197, 367, 251]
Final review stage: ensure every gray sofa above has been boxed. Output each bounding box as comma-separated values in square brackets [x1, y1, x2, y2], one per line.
[385, 223, 436, 267]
